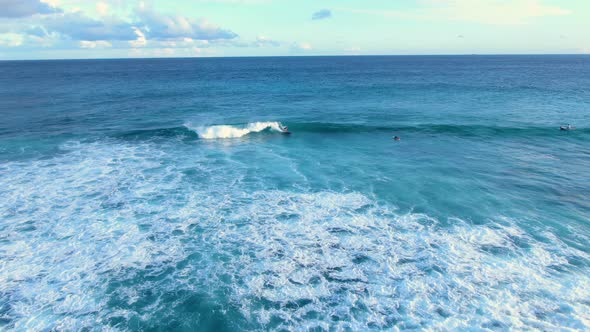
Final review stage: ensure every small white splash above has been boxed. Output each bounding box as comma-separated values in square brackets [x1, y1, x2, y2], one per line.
[185, 121, 283, 139]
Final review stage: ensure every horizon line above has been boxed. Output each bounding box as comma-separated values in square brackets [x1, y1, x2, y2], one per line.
[1, 53, 589, 62]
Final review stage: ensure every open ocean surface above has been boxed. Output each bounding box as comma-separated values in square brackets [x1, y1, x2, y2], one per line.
[1, 55, 589, 331]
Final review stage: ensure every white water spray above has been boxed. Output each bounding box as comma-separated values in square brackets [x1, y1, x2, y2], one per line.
[185, 122, 283, 139]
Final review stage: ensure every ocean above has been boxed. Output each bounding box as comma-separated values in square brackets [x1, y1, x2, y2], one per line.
[1, 55, 589, 331]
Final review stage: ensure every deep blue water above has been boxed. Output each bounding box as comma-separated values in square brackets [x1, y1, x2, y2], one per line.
[1, 55, 589, 331]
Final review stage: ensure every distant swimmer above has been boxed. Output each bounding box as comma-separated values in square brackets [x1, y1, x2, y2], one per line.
[560, 124, 576, 131]
[393, 136, 401, 141]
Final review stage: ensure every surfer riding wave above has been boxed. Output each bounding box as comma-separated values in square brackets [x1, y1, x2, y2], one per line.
[184, 121, 289, 139]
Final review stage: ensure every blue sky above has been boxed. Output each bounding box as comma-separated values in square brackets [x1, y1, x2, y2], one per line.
[0, 0, 588, 59]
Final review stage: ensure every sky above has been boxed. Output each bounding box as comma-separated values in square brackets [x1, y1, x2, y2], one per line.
[0, 0, 589, 59]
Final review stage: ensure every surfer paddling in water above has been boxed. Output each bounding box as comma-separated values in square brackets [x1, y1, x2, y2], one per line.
[560, 124, 575, 131]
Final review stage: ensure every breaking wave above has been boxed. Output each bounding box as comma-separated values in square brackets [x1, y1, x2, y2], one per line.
[185, 122, 283, 139]
[111, 122, 589, 142]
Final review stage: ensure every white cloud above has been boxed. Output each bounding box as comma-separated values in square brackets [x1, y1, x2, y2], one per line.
[129, 27, 146, 47]
[79, 40, 112, 48]
[0, 3, 238, 47]
[135, 6, 237, 41]
[0, 33, 24, 47]
[41, 12, 137, 41]
[0, 0, 287, 58]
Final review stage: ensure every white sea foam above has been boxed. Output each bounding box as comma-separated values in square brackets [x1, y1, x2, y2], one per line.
[212, 192, 590, 331]
[0, 140, 589, 331]
[185, 121, 283, 139]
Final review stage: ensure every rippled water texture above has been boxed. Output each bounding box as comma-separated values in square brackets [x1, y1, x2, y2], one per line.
[1, 56, 589, 330]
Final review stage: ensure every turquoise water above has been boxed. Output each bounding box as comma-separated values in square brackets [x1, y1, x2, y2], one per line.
[1, 56, 589, 330]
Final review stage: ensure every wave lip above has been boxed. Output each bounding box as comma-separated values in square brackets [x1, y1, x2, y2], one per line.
[185, 121, 283, 139]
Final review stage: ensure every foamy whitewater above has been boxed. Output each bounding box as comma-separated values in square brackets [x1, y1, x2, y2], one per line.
[1, 56, 589, 331]
[188, 122, 283, 139]
[2, 141, 588, 331]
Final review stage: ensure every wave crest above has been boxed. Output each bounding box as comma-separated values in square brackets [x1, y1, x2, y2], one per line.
[185, 122, 283, 139]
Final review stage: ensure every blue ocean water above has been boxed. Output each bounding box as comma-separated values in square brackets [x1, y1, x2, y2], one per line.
[1, 55, 589, 331]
